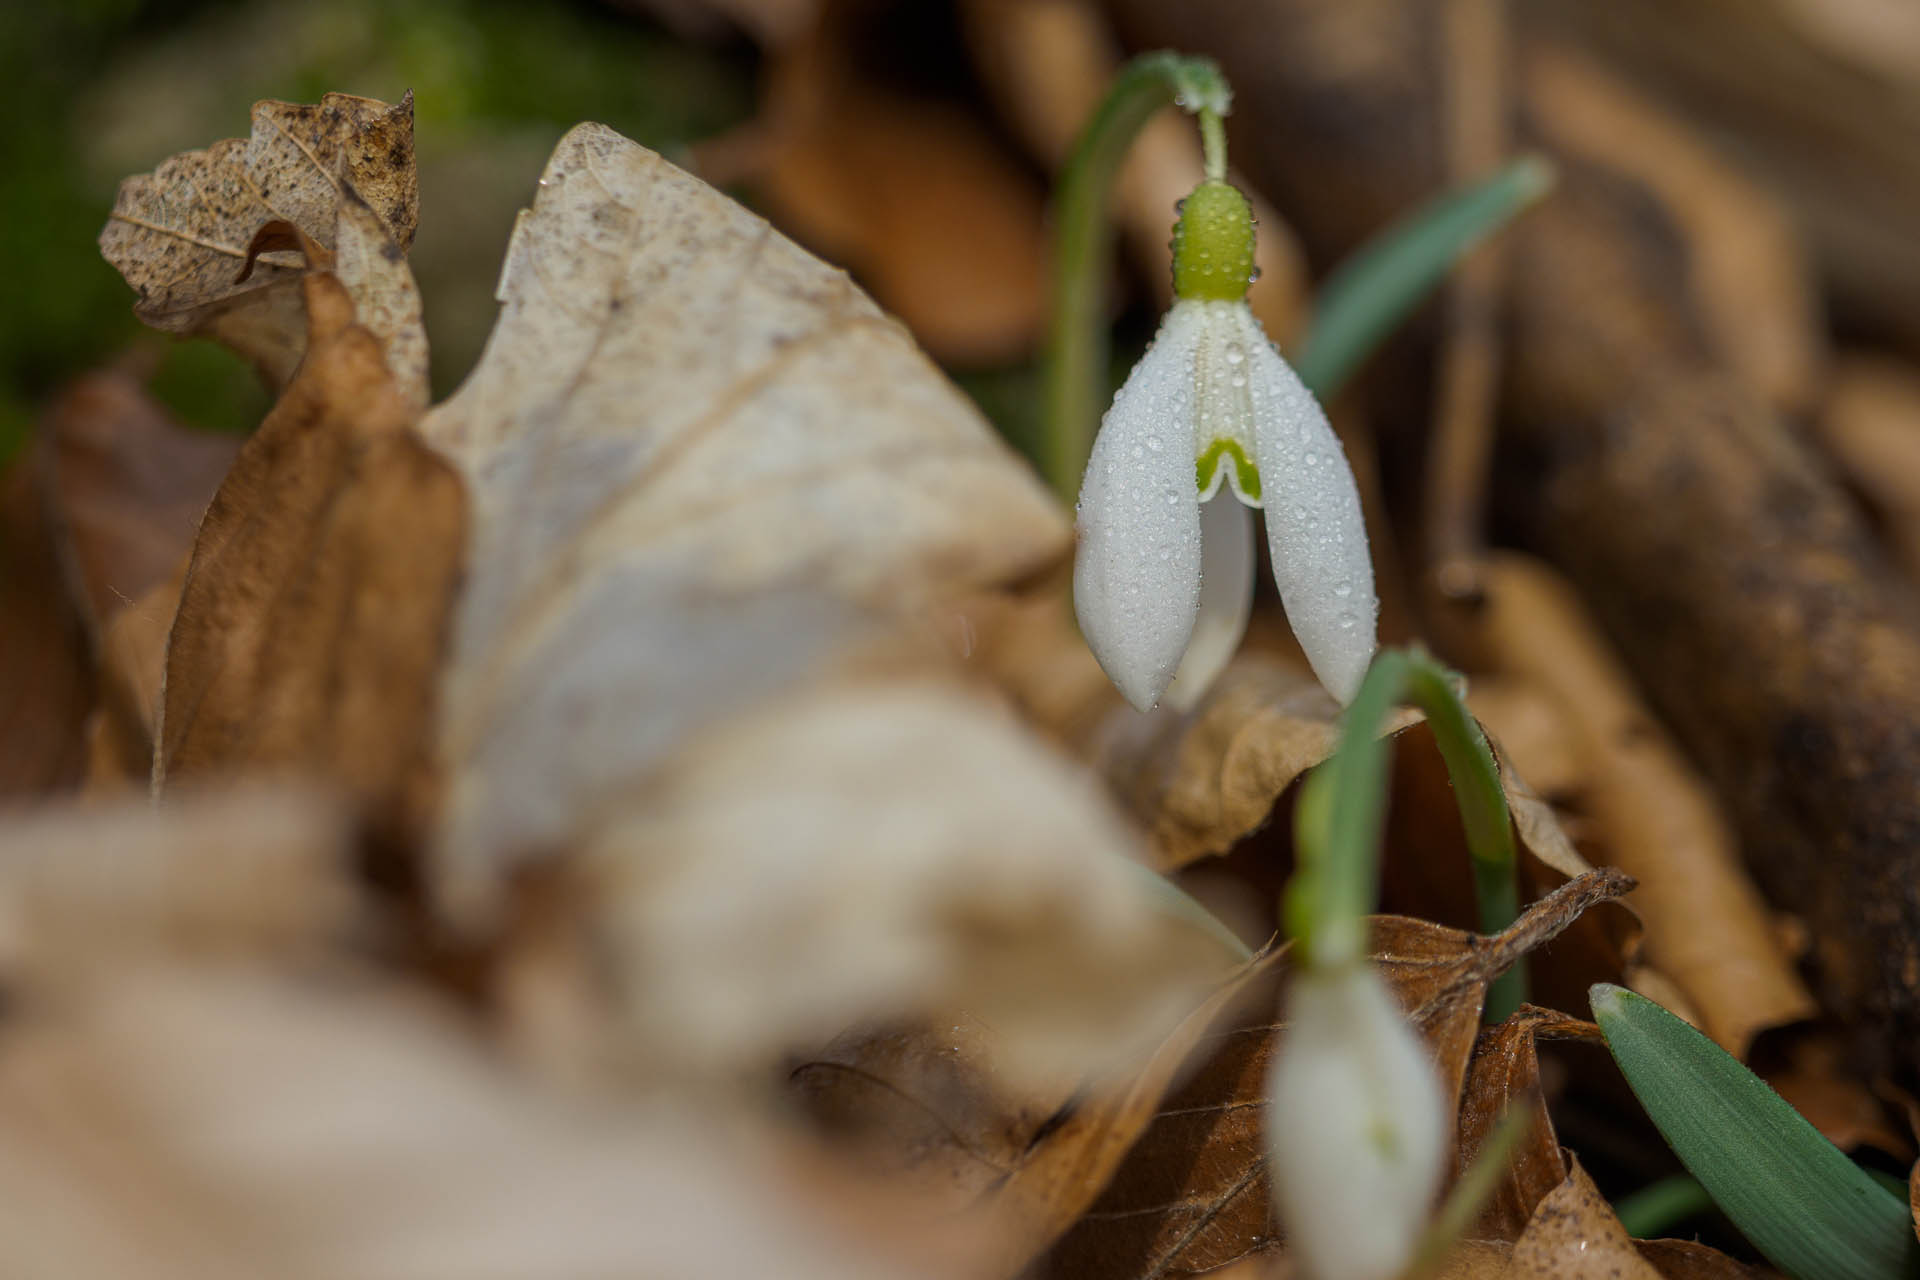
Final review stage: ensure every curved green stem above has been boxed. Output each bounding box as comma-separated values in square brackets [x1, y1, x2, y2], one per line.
[1198, 108, 1227, 183]
[1039, 51, 1230, 504]
[1285, 647, 1525, 1019]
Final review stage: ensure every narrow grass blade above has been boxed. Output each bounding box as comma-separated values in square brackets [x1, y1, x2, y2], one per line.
[1591, 983, 1919, 1280]
[1613, 1174, 1716, 1239]
[1295, 156, 1553, 398]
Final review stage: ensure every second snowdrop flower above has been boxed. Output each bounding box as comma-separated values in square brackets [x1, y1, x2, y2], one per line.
[1074, 179, 1377, 712]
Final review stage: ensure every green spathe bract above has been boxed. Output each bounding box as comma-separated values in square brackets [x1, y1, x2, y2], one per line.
[1171, 180, 1255, 303]
[1591, 983, 1920, 1280]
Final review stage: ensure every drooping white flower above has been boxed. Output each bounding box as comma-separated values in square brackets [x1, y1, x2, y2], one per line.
[1074, 181, 1377, 712]
[1264, 963, 1448, 1280]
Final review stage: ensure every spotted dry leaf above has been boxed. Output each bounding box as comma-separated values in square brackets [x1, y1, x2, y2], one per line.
[99, 93, 419, 392]
[415, 123, 1067, 919]
[1510, 1159, 1664, 1280]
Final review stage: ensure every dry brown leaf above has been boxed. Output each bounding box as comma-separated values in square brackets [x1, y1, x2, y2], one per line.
[790, 938, 1284, 1275]
[99, 93, 421, 393]
[1519, 43, 1823, 415]
[1464, 678, 1587, 802]
[716, 20, 1053, 365]
[1510, 1159, 1664, 1280]
[88, 565, 184, 789]
[416, 122, 1066, 918]
[1760, 1029, 1914, 1161]
[157, 271, 464, 834]
[1462, 553, 1813, 1056]
[1633, 1239, 1769, 1280]
[1038, 872, 1632, 1279]
[1816, 354, 1920, 583]
[1437, 1235, 1761, 1280]
[1095, 654, 1419, 873]
[791, 1012, 1076, 1208]
[1456, 1006, 1603, 1240]
[0, 459, 92, 799]
[36, 368, 238, 635]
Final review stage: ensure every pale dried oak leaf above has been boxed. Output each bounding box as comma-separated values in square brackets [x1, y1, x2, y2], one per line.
[417, 123, 1068, 916]
[99, 93, 420, 392]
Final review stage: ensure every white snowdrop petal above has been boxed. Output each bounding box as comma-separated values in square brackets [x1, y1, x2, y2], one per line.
[1239, 309, 1378, 703]
[1265, 965, 1448, 1280]
[1163, 491, 1255, 712]
[1074, 307, 1205, 712]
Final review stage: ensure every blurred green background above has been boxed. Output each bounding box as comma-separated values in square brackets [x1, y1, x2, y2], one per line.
[0, 0, 756, 461]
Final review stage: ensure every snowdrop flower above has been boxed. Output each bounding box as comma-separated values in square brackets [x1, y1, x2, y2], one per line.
[1074, 180, 1376, 711]
[1265, 962, 1447, 1280]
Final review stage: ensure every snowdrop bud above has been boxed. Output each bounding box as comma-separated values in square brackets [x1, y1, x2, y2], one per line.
[1265, 963, 1447, 1280]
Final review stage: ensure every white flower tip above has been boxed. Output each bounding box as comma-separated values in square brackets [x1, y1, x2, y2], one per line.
[1265, 964, 1447, 1280]
[1306, 617, 1377, 707]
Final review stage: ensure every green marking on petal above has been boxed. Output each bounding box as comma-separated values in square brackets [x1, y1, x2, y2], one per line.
[1196, 438, 1261, 502]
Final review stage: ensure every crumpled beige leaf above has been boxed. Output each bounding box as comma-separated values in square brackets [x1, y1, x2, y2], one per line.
[416, 122, 1068, 919]
[0, 961, 917, 1280]
[0, 785, 354, 983]
[577, 673, 1240, 1090]
[401, 122, 1226, 1093]
[99, 93, 424, 398]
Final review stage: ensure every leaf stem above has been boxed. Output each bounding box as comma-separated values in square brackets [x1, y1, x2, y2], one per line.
[1286, 647, 1526, 1018]
[1039, 51, 1231, 504]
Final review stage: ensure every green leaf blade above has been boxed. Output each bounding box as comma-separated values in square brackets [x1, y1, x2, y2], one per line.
[1591, 983, 1918, 1280]
[1295, 156, 1553, 398]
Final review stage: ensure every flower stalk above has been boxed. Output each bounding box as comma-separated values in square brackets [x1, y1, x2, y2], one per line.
[1040, 51, 1231, 504]
[1286, 647, 1525, 1016]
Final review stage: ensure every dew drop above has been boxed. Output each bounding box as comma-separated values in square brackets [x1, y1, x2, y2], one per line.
[1334, 580, 1353, 598]
[1225, 343, 1245, 366]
